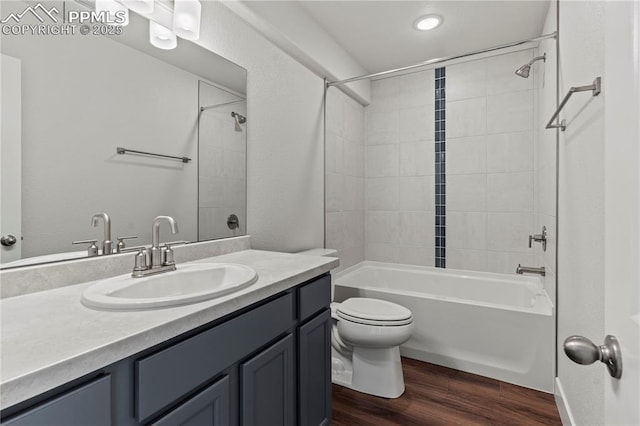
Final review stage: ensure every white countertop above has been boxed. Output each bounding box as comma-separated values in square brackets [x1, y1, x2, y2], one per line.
[0, 249, 338, 409]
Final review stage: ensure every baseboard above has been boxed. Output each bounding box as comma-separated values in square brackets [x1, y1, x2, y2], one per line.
[554, 378, 576, 426]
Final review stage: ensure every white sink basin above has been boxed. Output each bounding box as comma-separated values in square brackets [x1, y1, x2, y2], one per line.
[81, 263, 258, 310]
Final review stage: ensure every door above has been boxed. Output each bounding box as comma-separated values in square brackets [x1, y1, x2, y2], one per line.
[298, 309, 331, 426]
[151, 376, 230, 426]
[0, 54, 22, 263]
[603, 1, 640, 424]
[240, 334, 294, 426]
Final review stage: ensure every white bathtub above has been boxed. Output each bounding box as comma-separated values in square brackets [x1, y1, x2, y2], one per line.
[334, 261, 555, 392]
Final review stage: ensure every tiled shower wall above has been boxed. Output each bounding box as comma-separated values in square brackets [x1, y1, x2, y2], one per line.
[365, 70, 436, 266]
[363, 48, 541, 275]
[325, 88, 366, 272]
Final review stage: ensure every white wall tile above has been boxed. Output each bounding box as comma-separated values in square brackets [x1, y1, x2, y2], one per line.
[486, 131, 533, 172]
[367, 145, 399, 177]
[447, 97, 487, 138]
[344, 141, 364, 177]
[399, 211, 434, 245]
[399, 141, 434, 176]
[344, 175, 362, 211]
[447, 174, 487, 211]
[487, 212, 534, 252]
[447, 136, 487, 174]
[366, 211, 399, 243]
[399, 176, 434, 211]
[486, 50, 534, 95]
[446, 59, 487, 101]
[367, 177, 399, 210]
[399, 105, 434, 142]
[486, 251, 536, 275]
[447, 248, 487, 271]
[487, 90, 533, 134]
[367, 110, 399, 145]
[398, 70, 434, 108]
[367, 243, 399, 263]
[399, 245, 435, 267]
[369, 78, 400, 113]
[325, 173, 344, 213]
[447, 212, 487, 250]
[487, 172, 534, 212]
[326, 212, 345, 250]
[325, 131, 344, 174]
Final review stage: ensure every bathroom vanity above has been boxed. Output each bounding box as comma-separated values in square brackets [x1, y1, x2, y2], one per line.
[0, 250, 336, 426]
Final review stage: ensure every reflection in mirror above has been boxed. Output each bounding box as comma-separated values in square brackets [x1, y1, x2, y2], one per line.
[0, 1, 247, 269]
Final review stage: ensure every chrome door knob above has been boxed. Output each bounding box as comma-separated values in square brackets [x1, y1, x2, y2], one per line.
[563, 335, 622, 379]
[1, 235, 17, 246]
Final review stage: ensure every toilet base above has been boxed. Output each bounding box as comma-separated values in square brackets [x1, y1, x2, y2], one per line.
[331, 346, 406, 399]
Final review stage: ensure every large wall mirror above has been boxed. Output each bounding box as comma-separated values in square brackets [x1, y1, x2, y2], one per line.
[0, 1, 247, 269]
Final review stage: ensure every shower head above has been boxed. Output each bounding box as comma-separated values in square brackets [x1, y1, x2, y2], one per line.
[231, 111, 246, 131]
[515, 53, 546, 78]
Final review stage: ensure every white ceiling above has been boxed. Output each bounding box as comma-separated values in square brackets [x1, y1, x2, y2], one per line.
[297, 1, 551, 74]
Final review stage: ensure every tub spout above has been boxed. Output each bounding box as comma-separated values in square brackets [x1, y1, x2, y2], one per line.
[516, 264, 546, 276]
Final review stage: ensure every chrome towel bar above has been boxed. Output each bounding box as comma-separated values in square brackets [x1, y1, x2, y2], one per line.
[546, 77, 601, 131]
[116, 147, 192, 163]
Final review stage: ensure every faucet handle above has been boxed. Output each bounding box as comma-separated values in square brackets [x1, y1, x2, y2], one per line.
[116, 236, 138, 253]
[133, 248, 148, 273]
[163, 244, 175, 266]
[72, 239, 99, 257]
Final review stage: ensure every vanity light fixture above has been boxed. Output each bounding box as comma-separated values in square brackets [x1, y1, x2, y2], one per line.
[414, 14, 443, 31]
[149, 20, 177, 50]
[95, 0, 129, 26]
[96, 0, 202, 50]
[172, 0, 202, 41]
[120, 0, 154, 15]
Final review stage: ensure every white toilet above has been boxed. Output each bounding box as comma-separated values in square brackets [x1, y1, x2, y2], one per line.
[297, 249, 414, 399]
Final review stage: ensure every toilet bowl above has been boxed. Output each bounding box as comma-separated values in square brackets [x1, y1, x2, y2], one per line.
[331, 298, 413, 398]
[296, 249, 414, 398]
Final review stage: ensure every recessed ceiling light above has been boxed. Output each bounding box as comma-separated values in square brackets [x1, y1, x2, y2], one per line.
[414, 14, 443, 31]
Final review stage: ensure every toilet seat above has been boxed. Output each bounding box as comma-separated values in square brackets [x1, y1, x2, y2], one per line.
[336, 298, 413, 326]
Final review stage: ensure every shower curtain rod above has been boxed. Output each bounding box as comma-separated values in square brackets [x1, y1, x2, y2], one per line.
[200, 98, 246, 112]
[327, 32, 557, 87]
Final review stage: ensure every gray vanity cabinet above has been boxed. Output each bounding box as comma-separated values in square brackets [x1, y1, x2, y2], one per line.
[0, 273, 331, 426]
[151, 376, 230, 426]
[241, 334, 295, 426]
[298, 310, 332, 426]
[1, 376, 111, 426]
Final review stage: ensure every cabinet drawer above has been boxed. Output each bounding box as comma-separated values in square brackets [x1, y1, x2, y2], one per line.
[151, 375, 230, 426]
[298, 275, 331, 322]
[136, 293, 294, 423]
[1, 376, 111, 426]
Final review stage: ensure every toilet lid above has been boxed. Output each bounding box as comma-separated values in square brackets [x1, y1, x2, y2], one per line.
[336, 298, 412, 326]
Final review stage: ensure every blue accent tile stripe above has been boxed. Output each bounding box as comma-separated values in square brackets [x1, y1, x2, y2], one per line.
[435, 67, 446, 268]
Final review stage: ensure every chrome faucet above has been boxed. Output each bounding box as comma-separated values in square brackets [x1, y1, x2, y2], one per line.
[516, 264, 546, 276]
[91, 212, 113, 255]
[131, 216, 179, 278]
[150, 216, 178, 267]
[528, 226, 548, 251]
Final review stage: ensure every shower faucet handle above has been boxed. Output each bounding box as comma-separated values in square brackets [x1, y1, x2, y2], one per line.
[528, 226, 547, 251]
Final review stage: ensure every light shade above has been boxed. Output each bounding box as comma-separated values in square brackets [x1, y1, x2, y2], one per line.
[120, 0, 154, 15]
[95, 0, 129, 26]
[172, 0, 201, 41]
[149, 21, 177, 50]
[414, 14, 443, 31]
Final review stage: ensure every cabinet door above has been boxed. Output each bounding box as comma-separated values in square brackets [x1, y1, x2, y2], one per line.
[298, 309, 331, 426]
[151, 376, 229, 426]
[1, 376, 111, 426]
[240, 334, 294, 426]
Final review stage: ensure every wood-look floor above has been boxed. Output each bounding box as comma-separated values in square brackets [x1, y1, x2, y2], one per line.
[332, 357, 562, 426]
